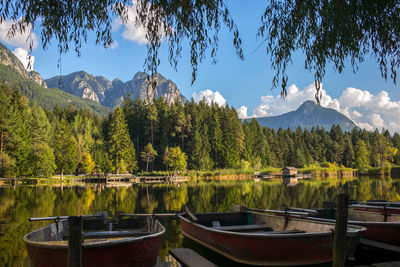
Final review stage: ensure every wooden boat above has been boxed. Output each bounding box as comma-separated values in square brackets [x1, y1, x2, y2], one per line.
[23, 212, 165, 267]
[293, 203, 400, 246]
[178, 210, 365, 266]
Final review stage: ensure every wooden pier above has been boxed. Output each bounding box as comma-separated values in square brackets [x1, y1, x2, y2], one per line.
[169, 248, 217, 267]
[83, 174, 189, 184]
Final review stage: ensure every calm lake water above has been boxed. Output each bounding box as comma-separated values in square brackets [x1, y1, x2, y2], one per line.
[1, 177, 400, 266]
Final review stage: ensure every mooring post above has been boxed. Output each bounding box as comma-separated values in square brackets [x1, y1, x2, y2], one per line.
[333, 193, 349, 267]
[68, 216, 83, 267]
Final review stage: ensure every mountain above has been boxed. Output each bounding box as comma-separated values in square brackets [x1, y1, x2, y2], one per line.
[0, 43, 110, 116]
[46, 71, 187, 107]
[253, 100, 357, 131]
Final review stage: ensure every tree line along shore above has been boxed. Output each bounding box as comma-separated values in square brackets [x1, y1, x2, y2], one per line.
[1, 84, 399, 179]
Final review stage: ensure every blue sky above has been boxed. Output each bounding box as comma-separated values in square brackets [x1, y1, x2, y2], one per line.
[1, 1, 400, 133]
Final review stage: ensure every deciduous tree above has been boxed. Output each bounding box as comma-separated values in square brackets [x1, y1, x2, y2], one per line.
[140, 143, 157, 172]
[163, 146, 187, 172]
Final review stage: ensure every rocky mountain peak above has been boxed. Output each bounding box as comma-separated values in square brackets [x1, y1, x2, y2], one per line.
[46, 70, 186, 108]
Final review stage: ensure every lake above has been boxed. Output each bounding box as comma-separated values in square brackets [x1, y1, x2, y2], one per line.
[1, 177, 400, 266]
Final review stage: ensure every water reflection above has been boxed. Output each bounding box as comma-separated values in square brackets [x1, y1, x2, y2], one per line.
[1, 177, 400, 266]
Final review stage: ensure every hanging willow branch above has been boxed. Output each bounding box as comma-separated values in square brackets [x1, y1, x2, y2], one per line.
[259, 0, 400, 103]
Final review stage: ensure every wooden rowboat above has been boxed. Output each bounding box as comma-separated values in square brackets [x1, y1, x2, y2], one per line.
[178, 210, 365, 266]
[293, 203, 400, 246]
[23, 212, 165, 267]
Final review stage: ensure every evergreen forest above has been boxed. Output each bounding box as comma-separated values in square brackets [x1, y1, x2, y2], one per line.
[1, 84, 399, 178]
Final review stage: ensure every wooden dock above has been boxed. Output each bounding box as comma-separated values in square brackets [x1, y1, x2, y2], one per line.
[169, 248, 217, 267]
[359, 238, 400, 254]
[83, 174, 189, 184]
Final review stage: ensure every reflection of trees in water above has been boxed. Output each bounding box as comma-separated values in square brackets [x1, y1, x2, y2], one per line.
[1, 179, 400, 265]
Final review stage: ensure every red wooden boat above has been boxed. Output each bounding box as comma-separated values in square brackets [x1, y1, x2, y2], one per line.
[23, 213, 165, 267]
[178, 210, 365, 266]
[302, 203, 400, 246]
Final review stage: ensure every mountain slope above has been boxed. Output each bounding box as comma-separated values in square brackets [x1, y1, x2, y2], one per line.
[0, 43, 110, 116]
[0, 64, 110, 116]
[254, 100, 357, 131]
[0, 42, 47, 87]
[46, 71, 187, 107]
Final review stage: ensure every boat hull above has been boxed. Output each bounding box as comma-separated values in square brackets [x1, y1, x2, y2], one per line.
[24, 217, 165, 267]
[25, 236, 163, 267]
[351, 221, 400, 246]
[179, 212, 363, 266]
[314, 205, 400, 246]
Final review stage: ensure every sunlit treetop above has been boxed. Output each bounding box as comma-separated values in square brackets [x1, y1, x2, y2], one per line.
[1, 0, 399, 102]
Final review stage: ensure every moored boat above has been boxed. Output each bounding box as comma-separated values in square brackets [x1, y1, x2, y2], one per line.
[23, 212, 165, 267]
[293, 203, 400, 246]
[178, 210, 365, 266]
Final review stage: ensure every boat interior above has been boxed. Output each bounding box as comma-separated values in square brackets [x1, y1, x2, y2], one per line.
[185, 211, 361, 234]
[25, 212, 163, 244]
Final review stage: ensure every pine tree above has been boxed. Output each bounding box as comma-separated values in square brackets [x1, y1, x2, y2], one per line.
[29, 103, 56, 177]
[208, 104, 223, 167]
[107, 107, 137, 174]
[355, 140, 370, 169]
[53, 117, 77, 179]
[221, 106, 244, 168]
[341, 135, 355, 167]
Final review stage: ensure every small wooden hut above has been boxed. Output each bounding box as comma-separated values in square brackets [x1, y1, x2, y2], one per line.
[282, 167, 297, 177]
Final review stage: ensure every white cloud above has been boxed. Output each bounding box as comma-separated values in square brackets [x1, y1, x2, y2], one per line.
[113, 4, 148, 44]
[250, 82, 400, 133]
[252, 84, 320, 117]
[0, 19, 38, 50]
[192, 89, 227, 106]
[13, 47, 34, 70]
[237, 106, 248, 119]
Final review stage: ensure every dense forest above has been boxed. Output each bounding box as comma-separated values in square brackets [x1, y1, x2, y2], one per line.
[0, 84, 399, 177]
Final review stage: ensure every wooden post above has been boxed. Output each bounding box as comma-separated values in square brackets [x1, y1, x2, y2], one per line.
[68, 216, 83, 267]
[333, 193, 349, 267]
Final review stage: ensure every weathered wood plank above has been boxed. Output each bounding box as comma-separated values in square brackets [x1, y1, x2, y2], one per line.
[170, 248, 217, 267]
[359, 238, 400, 254]
[211, 224, 273, 232]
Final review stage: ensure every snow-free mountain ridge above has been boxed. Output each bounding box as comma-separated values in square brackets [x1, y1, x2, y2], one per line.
[252, 100, 357, 131]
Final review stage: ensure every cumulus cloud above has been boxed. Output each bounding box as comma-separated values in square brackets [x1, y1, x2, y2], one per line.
[0, 19, 38, 50]
[113, 4, 151, 44]
[237, 106, 248, 119]
[246, 83, 400, 133]
[113, 2, 169, 45]
[192, 89, 227, 106]
[13, 47, 34, 70]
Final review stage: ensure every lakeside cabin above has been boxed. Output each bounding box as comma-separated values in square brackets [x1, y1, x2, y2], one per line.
[282, 167, 297, 177]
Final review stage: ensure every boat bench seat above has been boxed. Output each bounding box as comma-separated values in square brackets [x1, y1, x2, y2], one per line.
[84, 230, 150, 239]
[251, 230, 306, 235]
[211, 224, 273, 232]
